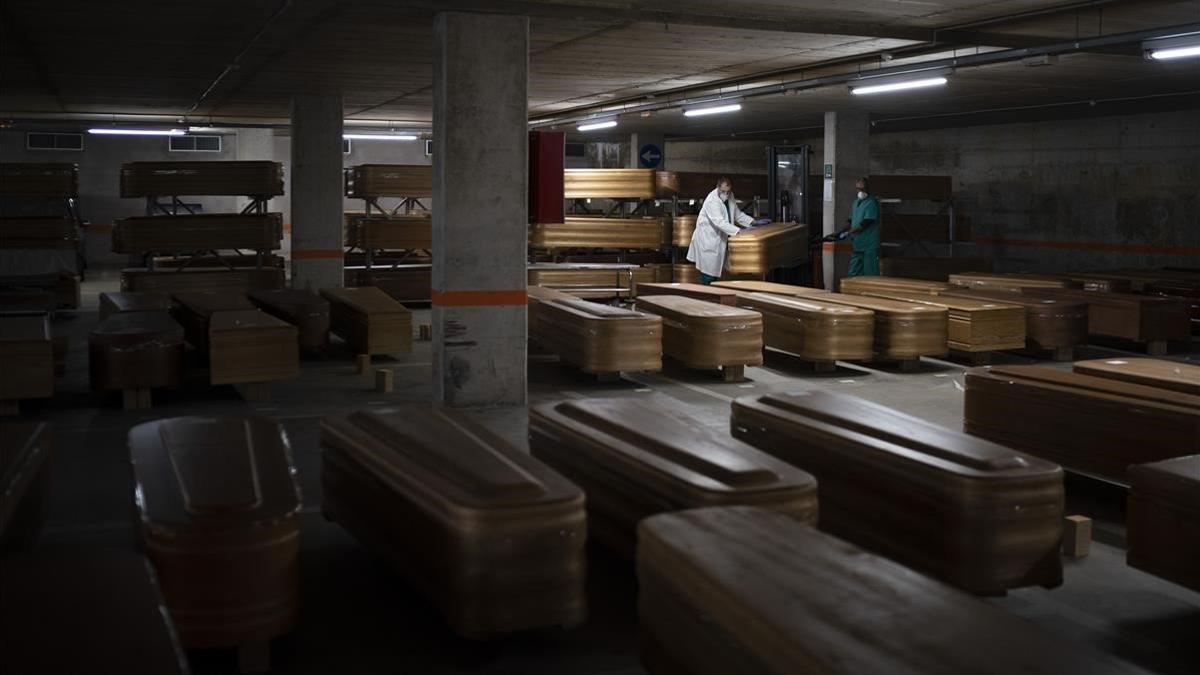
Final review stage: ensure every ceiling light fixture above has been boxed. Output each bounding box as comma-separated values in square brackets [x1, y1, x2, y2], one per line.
[88, 128, 185, 136]
[850, 69, 950, 96]
[577, 118, 618, 131]
[682, 101, 742, 117]
[1144, 33, 1200, 60]
[343, 133, 418, 141]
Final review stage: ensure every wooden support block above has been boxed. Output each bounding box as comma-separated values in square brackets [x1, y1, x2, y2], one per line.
[374, 368, 394, 393]
[0, 400, 18, 416]
[596, 372, 622, 383]
[1146, 340, 1167, 356]
[418, 324, 431, 341]
[898, 359, 920, 373]
[1052, 346, 1074, 362]
[721, 364, 745, 382]
[123, 388, 152, 410]
[356, 354, 372, 374]
[1063, 515, 1092, 558]
[236, 383, 271, 402]
[813, 361, 837, 374]
[237, 640, 271, 674]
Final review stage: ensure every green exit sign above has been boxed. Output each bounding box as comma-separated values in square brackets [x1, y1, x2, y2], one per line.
[823, 164, 833, 179]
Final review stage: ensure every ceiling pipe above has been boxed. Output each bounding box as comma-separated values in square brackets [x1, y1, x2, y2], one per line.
[186, 0, 294, 117]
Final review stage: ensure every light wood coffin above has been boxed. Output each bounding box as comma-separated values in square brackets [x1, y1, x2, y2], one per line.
[0, 163, 78, 197]
[249, 289, 331, 350]
[715, 281, 948, 360]
[113, 214, 282, 254]
[99, 291, 172, 321]
[344, 213, 432, 250]
[637, 507, 1143, 675]
[635, 282, 739, 306]
[938, 288, 1088, 351]
[564, 168, 657, 199]
[671, 214, 696, 247]
[527, 289, 663, 374]
[121, 267, 285, 294]
[321, 286, 413, 356]
[208, 310, 299, 386]
[949, 272, 1081, 293]
[120, 161, 284, 197]
[731, 390, 1064, 595]
[634, 295, 763, 370]
[344, 164, 432, 198]
[0, 314, 54, 402]
[527, 263, 653, 299]
[320, 407, 587, 637]
[170, 290, 255, 352]
[841, 288, 1026, 353]
[0, 217, 78, 249]
[963, 365, 1200, 483]
[530, 398, 816, 559]
[1020, 287, 1190, 343]
[725, 223, 808, 275]
[529, 216, 668, 249]
[1127, 455, 1200, 592]
[88, 311, 185, 392]
[673, 264, 700, 284]
[839, 276, 950, 297]
[129, 416, 301, 649]
[724, 291, 875, 362]
[0, 422, 52, 550]
[1073, 357, 1200, 395]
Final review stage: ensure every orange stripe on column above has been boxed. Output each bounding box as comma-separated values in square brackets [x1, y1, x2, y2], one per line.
[431, 289, 528, 307]
[291, 249, 344, 259]
[821, 242, 852, 252]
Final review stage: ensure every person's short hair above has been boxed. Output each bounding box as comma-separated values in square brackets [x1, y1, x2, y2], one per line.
[716, 176, 732, 188]
[856, 176, 870, 191]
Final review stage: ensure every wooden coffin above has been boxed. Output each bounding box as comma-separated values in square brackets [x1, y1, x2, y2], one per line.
[0, 217, 78, 249]
[344, 164, 432, 198]
[725, 223, 808, 275]
[0, 552, 188, 675]
[842, 289, 1026, 353]
[529, 292, 663, 374]
[637, 507, 1140, 675]
[113, 213, 283, 254]
[0, 162, 78, 197]
[0, 314, 54, 402]
[249, 289, 330, 350]
[530, 398, 817, 557]
[1127, 455, 1200, 592]
[321, 286, 413, 356]
[715, 281, 948, 360]
[1142, 279, 1200, 331]
[564, 168, 657, 199]
[527, 263, 651, 299]
[99, 291, 172, 321]
[171, 290, 255, 351]
[673, 263, 700, 284]
[209, 310, 299, 386]
[120, 161, 284, 197]
[529, 216, 668, 249]
[949, 272, 1081, 293]
[963, 365, 1200, 483]
[724, 291, 875, 362]
[655, 171, 768, 200]
[344, 213, 432, 250]
[636, 282, 738, 305]
[151, 253, 286, 270]
[320, 407, 587, 637]
[1073, 358, 1199, 395]
[938, 288, 1088, 352]
[879, 256, 994, 280]
[129, 416, 301, 649]
[1065, 269, 1178, 292]
[839, 276, 950, 296]
[732, 390, 1064, 594]
[0, 423, 51, 550]
[121, 267, 285, 294]
[345, 265, 432, 303]
[671, 214, 696, 247]
[88, 311, 185, 392]
[1020, 287, 1190, 344]
[634, 295, 763, 370]
[0, 288, 56, 313]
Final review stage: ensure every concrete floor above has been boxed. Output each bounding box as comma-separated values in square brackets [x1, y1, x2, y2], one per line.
[13, 267, 1200, 674]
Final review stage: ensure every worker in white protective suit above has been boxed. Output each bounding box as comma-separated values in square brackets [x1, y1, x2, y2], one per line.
[686, 177, 770, 284]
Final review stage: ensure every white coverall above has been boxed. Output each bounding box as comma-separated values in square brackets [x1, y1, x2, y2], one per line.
[686, 188, 754, 278]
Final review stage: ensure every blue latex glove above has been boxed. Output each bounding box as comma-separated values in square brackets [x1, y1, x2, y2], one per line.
[751, 218, 771, 226]
[837, 230, 850, 241]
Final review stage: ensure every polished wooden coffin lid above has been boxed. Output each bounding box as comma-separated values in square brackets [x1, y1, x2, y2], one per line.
[130, 416, 301, 529]
[636, 282, 738, 305]
[717, 280, 946, 318]
[550, 297, 661, 323]
[533, 398, 815, 498]
[634, 294, 762, 324]
[839, 276, 950, 296]
[563, 168, 657, 199]
[320, 286, 410, 315]
[1129, 455, 1200, 509]
[321, 407, 582, 510]
[938, 287, 1087, 313]
[733, 290, 875, 320]
[979, 365, 1200, 412]
[1073, 358, 1199, 395]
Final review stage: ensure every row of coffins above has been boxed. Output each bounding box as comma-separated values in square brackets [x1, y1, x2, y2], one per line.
[113, 213, 283, 254]
[529, 216, 670, 250]
[344, 164, 432, 198]
[0, 162, 78, 197]
[0, 216, 79, 249]
[120, 161, 284, 197]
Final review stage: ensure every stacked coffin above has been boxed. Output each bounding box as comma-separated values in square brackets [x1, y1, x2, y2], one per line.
[0, 422, 52, 550]
[122, 266, 285, 294]
[113, 213, 282, 254]
[529, 398, 817, 558]
[345, 264, 431, 304]
[948, 272, 1081, 293]
[938, 288, 1088, 356]
[98, 290, 172, 320]
[1020, 286, 1189, 352]
[320, 407, 587, 636]
[527, 286, 662, 375]
[671, 214, 696, 247]
[732, 390, 1064, 595]
[171, 291, 257, 352]
[725, 223, 807, 276]
[529, 216, 668, 249]
[0, 314, 54, 412]
[672, 263, 700, 284]
[208, 311, 299, 387]
[129, 416, 301, 666]
[0, 162, 78, 197]
[637, 507, 1142, 675]
[1073, 357, 1199, 395]
[249, 289, 331, 351]
[634, 295, 763, 379]
[1127, 455, 1200, 592]
[344, 164, 432, 198]
[564, 168, 657, 199]
[636, 282, 739, 305]
[120, 161, 284, 197]
[723, 290, 874, 366]
[88, 311, 184, 408]
[963, 365, 1200, 483]
[344, 213, 432, 250]
[0, 217, 78, 249]
[321, 286, 413, 357]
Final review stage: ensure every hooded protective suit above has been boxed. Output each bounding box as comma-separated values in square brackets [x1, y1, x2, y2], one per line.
[686, 188, 753, 278]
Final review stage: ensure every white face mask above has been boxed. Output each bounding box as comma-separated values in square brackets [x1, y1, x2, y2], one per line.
[718, 187, 730, 200]
[857, 191, 867, 199]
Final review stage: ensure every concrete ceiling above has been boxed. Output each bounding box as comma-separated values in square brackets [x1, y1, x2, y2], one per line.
[1, 0, 1197, 136]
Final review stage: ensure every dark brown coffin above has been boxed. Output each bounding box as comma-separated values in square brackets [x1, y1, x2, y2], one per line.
[638, 507, 1143, 675]
[963, 365, 1200, 483]
[530, 398, 816, 558]
[249, 289, 330, 350]
[344, 164, 432, 198]
[0, 314, 54, 401]
[0, 422, 51, 551]
[321, 407, 587, 637]
[171, 290, 256, 352]
[113, 213, 283, 254]
[1073, 357, 1199, 395]
[88, 311, 185, 392]
[938, 288, 1088, 351]
[0, 216, 79, 249]
[129, 416, 301, 649]
[0, 162, 78, 198]
[0, 551, 188, 675]
[99, 290, 173, 321]
[635, 282, 739, 306]
[208, 310, 299, 385]
[1127, 455, 1200, 592]
[122, 267, 285, 294]
[634, 295, 764, 370]
[320, 286, 413, 355]
[121, 161, 284, 197]
[1021, 287, 1190, 343]
[731, 390, 1064, 595]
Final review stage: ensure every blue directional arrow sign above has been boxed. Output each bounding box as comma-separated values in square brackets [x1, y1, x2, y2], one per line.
[639, 143, 663, 168]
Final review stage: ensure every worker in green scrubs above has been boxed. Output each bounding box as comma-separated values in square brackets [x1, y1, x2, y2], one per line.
[828, 177, 881, 277]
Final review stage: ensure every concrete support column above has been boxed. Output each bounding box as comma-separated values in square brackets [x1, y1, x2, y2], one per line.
[290, 92, 344, 290]
[432, 12, 528, 407]
[822, 110, 870, 289]
[629, 132, 665, 169]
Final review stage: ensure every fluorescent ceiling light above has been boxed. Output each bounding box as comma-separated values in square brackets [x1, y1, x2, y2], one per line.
[683, 103, 742, 117]
[343, 133, 418, 141]
[1146, 45, 1200, 60]
[577, 119, 617, 131]
[88, 128, 185, 136]
[1144, 33, 1200, 60]
[851, 76, 948, 95]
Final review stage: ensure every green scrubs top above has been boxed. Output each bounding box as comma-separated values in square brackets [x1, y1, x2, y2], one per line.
[850, 195, 880, 253]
